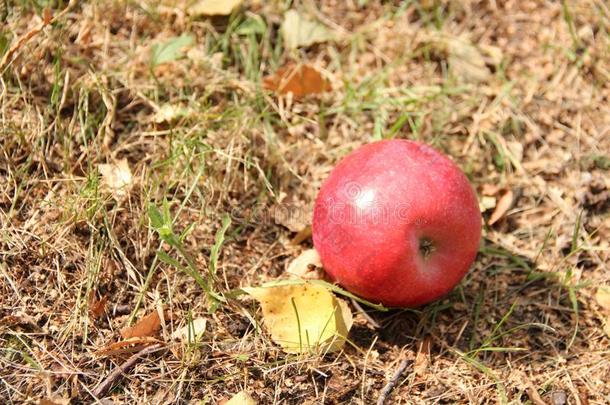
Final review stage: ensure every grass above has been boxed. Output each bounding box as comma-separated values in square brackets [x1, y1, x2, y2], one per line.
[1, 0, 610, 403]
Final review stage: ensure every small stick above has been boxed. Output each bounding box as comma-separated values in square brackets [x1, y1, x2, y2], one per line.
[351, 298, 381, 329]
[376, 357, 410, 405]
[92, 343, 163, 399]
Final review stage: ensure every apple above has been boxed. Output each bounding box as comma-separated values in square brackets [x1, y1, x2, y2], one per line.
[312, 139, 481, 307]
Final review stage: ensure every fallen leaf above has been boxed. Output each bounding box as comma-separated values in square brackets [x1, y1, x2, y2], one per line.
[98, 159, 133, 200]
[413, 337, 431, 376]
[188, 0, 243, 16]
[236, 13, 266, 36]
[224, 390, 257, 405]
[506, 141, 524, 163]
[281, 10, 333, 49]
[244, 283, 353, 353]
[488, 189, 514, 225]
[479, 195, 496, 212]
[88, 291, 108, 319]
[42, 8, 52, 25]
[121, 309, 162, 339]
[96, 337, 161, 357]
[171, 317, 207, 342]
[441, 36, 491, 83]
[39, 397, 70, 405]
[286, 249, 321, 278]
[151, 33, 195, 67]
[153, 104, 194, 123]
[594, 286, 610, 311]
[290, 225, 312, 245]
[263, 63, 331, 98]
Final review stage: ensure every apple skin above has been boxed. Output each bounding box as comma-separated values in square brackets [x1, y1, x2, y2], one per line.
[312, 139, 481, 308]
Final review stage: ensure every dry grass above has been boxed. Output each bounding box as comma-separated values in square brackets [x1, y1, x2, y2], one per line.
[1, 0, 609, 403]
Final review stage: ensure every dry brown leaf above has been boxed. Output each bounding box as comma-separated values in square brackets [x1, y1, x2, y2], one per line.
[42, 8, 52, 25]
[595, 286, 610, 311]
[263, 64, 331, 99]
[488, 189, 514, 225]
[121, 309, 162, 339]
[88, 291, 108, 319]
[96, 337, 161, 357]
[286, 249, 321, 278]
[414, 337, 431, 376]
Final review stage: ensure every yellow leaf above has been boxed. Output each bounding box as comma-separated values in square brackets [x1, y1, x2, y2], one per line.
[225, 390, 257, 405]
[595, 286, 610, 311]
[188, 0, 243, 16]
[98, 159, 133, 200]
[171, 317, 207, 342]
[281, 10, 332, 49]
[244, 283, 353, 354]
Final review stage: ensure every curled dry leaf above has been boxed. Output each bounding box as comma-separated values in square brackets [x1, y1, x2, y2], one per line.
[98, 159, 133, 200]
[224, 390, 257, 405]
[244, 283, 353, 354]
[171, 317, 207, 342]
[95, 337, 162, 357]
[286, 249, 321, 278]
[188, 0, 244, 16]
[281, 9, 333, 49]
[263, 63, 331, 99]
[488, 189, 514, 225]
[121, 309, 162, 339]
[413, 337, 431, 376]
[88, 291, 108, 319]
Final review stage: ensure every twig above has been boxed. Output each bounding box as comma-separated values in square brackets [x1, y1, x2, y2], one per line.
[92, 343, 164, 399]
[376, 357, 410, 405]
[0, 0, 77, 71]
[350, 298, 381, 329]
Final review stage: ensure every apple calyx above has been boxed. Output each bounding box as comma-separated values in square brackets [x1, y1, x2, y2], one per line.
[418, 237, 436, 260]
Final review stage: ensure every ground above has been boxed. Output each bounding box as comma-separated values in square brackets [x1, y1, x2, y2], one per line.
[1, 0, 609, 404]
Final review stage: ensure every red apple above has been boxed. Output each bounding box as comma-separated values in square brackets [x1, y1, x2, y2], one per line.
[312, 139, 481, 307]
